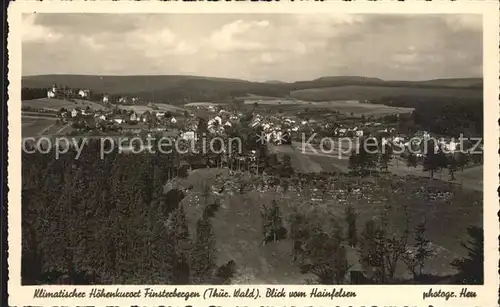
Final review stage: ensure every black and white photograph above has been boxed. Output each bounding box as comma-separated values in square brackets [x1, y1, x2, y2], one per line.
[17, 11, 489, 288]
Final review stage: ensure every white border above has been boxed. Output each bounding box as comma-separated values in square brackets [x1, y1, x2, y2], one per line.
[7, 1, 500, 306]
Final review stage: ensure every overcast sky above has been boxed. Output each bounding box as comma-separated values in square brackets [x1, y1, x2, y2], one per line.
[22, 13, 482, 82]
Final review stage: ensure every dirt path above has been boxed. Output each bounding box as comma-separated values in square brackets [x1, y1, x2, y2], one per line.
[37, 123, 56, 136]
[56, 123, 72, 134]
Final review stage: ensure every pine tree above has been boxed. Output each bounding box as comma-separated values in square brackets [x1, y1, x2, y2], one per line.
[270, 200, 286, 242]
[348, 151, 360, 174]
[423, 139, 439, 179]
[333, 245, 349, 284]
[435, 146, 448, 180]
[262, 201, 287, 244]
[191, 215, 217, 284]
[413, 219, 433, 277]
[378, 144, 393, 173]
[455, 151, 469, 172]
[165, 206, 192, 284]
[345, 206, 358, 247]
[447, 155, 457, 181]
[171, 205, 190, 242]
[405, 152, 418, 173]
[289, 210, 306, 262]
[358, 220, 384, 283]
[451, 226, 484, 284]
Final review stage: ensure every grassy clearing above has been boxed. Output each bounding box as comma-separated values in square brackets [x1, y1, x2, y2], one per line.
[250, 100, 411, 117]
[22, 118, 57, 137]
[244, 98, 309, 105]
[153, 103, 185, 112]
[23, 98, 108, 111]
[290, 85, 481, 102]
[176, 168, 482, 283]
[314, 101, 414, 116]
[184, 102, 223, 107]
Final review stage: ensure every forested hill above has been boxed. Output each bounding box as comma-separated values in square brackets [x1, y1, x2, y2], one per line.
[22, 74, 482, 105]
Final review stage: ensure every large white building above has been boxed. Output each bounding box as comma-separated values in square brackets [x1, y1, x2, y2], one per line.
[78, 89, 90, 99]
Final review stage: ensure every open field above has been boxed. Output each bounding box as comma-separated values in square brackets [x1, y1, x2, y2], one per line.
[22, 111, 58, 119]
[250, 99, 413, 117]
[153, 103, 185, 112]
[314, 100, 414, 116]
[290, 85, 482, 102]
[184, 102, 224, 107]
[268, 143, 323, 173]
[244, 98, 309, 105]
[176, 168, 482, 283]
[23, 98, 108, 111]
[118, 103, 185, 115]
[22, 118, 57, 137]
[241, 94, 288, 100]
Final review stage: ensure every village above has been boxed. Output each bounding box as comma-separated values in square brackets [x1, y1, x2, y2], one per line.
[42, 83, 480, 166]
[15, 83, 481, 202]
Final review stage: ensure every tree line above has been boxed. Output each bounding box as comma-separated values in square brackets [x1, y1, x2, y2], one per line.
[375, 96, 483, 137]
[348, 137, 482, 180]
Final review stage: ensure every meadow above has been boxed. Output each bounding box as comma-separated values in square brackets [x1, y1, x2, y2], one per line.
[248, 99, 413, 117]
[22, 118, 57, 137]
[314, 101, 414, 116]
[23, 98, 108, 111]
[243, 98, 309, 105]
[184, 102, 224, 107]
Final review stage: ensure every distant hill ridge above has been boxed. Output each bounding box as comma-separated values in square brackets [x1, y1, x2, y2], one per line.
[22, 74, 483, 105]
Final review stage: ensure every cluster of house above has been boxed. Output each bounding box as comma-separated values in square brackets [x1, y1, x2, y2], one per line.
[333, 122, 398, 138]
[105, 96, 140, 104]
[249, 114, 297, 145]
[47, 85, 91, 100]
[46, 85, 146, 106]
[206, 112, 239, 134]
[57, 107, 179, 134]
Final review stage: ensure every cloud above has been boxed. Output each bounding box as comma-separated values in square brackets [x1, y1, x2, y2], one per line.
[79, 36, 104, 51]
[124, 26, 197, 57]
[444, 14, 482, 31]
[22, 14, 62, 43]
[22, 14, 482, 81]
[206, 19, 270, 52]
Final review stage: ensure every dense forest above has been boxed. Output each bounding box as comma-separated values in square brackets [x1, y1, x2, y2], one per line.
[22, 88, 48, 101]
[22, 141, 236, 285]
[375, 96, 483, 137]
